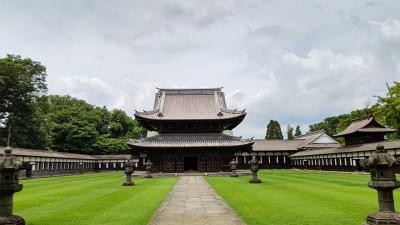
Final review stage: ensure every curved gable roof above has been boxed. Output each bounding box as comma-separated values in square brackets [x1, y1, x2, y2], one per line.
[135, 88, 245, 121]
[334, 116, 396, 137]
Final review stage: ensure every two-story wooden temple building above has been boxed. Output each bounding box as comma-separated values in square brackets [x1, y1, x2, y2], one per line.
[128, 88, 254, 172]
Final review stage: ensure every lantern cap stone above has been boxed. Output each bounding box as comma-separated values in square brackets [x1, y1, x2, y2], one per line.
[360, 145, 398, 168]
[376, 144, 386, 152]
[4, 146, 12, 154]
[0, 146, 23, 171]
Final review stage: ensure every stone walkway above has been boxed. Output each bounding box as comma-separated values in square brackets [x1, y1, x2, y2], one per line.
[148, 176, 246, 225]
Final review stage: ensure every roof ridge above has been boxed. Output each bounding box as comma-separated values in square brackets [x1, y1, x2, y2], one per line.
[135, 109, 159, 115]
[253, 139, 304, 142]
[351, 115, 373, 122]
[305, 131, 324, 144]
[220, 109, 246, 114]
[157, 87, 223, 93]
[294, 130, 324, 138]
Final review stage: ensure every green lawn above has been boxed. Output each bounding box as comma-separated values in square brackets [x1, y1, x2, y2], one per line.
[15, 172, 177, 225]
[205, 169, 398, 225]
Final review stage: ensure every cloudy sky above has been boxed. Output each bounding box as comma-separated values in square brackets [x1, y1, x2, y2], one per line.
[1, 0, 399, 138]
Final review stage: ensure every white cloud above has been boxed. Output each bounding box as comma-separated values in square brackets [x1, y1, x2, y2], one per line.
[370, 18, 400, 40]
[119, 80, 159, 115]
[282, 49, 366, 72]
[1, 0, 400, 139]
[48, 75, 125, 109]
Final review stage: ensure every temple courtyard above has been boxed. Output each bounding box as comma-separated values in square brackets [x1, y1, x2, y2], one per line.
[12, 170, 398, 225]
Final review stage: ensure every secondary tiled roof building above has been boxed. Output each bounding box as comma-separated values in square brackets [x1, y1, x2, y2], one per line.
[237, 130, 340, 169]
[334, 115, 396, 145]
[290, 116, 400, 171]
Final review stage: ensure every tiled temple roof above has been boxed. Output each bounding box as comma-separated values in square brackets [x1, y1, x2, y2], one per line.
[252, 139, 305, 151]
[334, 116, 396, 137]
[252, 130, 340, 152]
[294, 130, 340, 148]
[0, 147, 130, 160]
[128, 133, 254, 148]
[289, 140, 400, 157]
[135, 88, 246, 121]
[0, 147, 96, 159]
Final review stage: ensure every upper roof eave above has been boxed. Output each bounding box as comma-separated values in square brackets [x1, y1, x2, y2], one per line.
[134, 110, 246, 121]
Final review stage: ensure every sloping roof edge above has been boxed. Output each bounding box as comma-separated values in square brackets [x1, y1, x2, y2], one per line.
[289, 140, 400, 157]
[333, 116, 395, 137]
[0, 147, 130, 160]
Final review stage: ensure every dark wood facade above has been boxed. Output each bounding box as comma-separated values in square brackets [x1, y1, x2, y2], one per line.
[134, 147, 249, 172]
[128, 88, 254, 172]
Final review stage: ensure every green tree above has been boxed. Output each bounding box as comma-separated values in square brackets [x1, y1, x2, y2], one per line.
[309, 116, 343, 137]
[36, 95, 147, 154]
[375, 81, 400, 139]
[287, 124, 294, 140]
[308, 107, 374, 137]
[43, 95, 110, 153]
[295, 125, 302, 136]
[265, 120, 283, 140]
[128, 119, 147, 138]
[109, 109, 135, 137]
[0, 55, 47, 148]
[93, 136, 129, 154]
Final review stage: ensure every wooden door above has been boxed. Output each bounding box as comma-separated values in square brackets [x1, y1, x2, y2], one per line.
[162, 155, 175, 172]
[221, 154, 233, 172]
[176, 156, 184, 172]
[206, 155, 220, 172]
[198, 156, 206, 172]
[150, 155, 161, 172]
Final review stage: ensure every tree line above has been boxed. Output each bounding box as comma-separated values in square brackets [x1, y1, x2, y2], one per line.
[265, 120, 302, 140]
[265, 81, 400, 141]
[309, 81, 400, 141]
[0, 54, 146, 154]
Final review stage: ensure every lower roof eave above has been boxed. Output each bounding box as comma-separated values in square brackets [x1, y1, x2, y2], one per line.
[128, 143, 254, 150]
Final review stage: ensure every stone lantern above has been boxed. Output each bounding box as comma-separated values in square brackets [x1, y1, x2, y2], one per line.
[0, 146, 25, 225]
[248, 155, 261, 183]
[122, 160, 135, 186]
[144, 160, 153, 178]
[360, 145, 400, 224]
[229, 158, 238, 177]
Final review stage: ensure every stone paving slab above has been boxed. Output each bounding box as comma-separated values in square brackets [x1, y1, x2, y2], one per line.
[148, 176, 246, 225]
